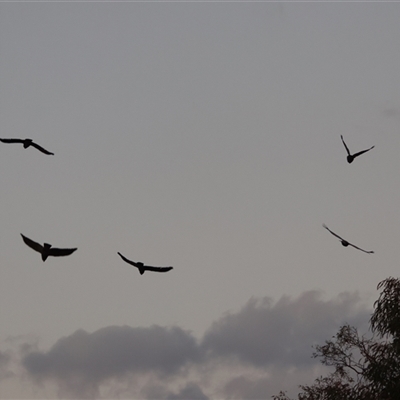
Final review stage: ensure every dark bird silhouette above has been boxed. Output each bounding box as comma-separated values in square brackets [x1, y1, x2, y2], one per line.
[117, 252, 173, 275]
[0, 138, 54, 155]
[323, 224, 374, 254]
[340, 135, 374, 164]
[21, 234, 77, 261]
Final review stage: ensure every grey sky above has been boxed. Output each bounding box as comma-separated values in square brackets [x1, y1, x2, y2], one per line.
[1, 2, 400, 398]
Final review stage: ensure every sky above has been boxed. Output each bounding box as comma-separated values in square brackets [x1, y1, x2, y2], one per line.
[1, 2, 400, 399]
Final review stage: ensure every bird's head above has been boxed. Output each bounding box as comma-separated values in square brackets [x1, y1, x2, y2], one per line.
[23, 139, 33, 148]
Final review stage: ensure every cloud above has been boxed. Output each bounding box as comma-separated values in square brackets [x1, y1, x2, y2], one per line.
[13, 291, 371, 399]
[202, 291, 370, 368]
[0, 351, 13, 380]
[165, 383, 209, 400]
[223, 375, 274, 399]
[23, 325, 200, 398]
[142, 382, 210, 400]
[382, 107, 400, 118]
[0, 351, 10, 369]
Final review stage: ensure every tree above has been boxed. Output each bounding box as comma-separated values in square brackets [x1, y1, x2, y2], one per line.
[273, 277, 400, 400]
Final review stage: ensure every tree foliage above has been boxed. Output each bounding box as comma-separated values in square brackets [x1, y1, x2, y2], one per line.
[273, 277, 400, 400]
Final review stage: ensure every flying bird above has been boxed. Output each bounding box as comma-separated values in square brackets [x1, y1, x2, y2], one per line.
[0, 138, 54, 155]
[117, 252, 173, 275]
[21, 234, 77, 261]
[340, 135, 374, 164]
[322, 224, 374, 254]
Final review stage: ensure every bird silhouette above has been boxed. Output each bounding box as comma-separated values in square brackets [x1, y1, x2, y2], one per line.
[117, 252, 173, 275]
[323, 224, 374, 254]
[0, 138, 54, 155]
[340, 135, 374, 164]
[21, 234, 77, 261]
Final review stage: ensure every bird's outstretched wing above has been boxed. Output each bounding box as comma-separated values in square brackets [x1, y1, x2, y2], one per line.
[117, 253, 173, 273]
[30, 141, 54, 155]
[347, 243, 374, 254]
[21, 234, 43, 253]
[323, 225, 374, 254]
[322, 224, 345, 241]
[0, 138, 24, 144]
[340, 135, 351, 156]
[48, 247, 77, 257]
[144, 265, 173, 273]
[352, 146, 375, 159]
[117, 252, 139, 267]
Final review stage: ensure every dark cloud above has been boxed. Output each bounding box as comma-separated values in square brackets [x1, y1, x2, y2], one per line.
[202, 291, 370, 367]
[147, 382, 209, 400]
[23, 325, 200, 398]
[0, 351, 10, 368]
[382, 107, 400, 118]
[166, 383, 209, 400]
[0, 350, 13, 380]
[223, 375, 271, 399]
[14, 291, 371, 399]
